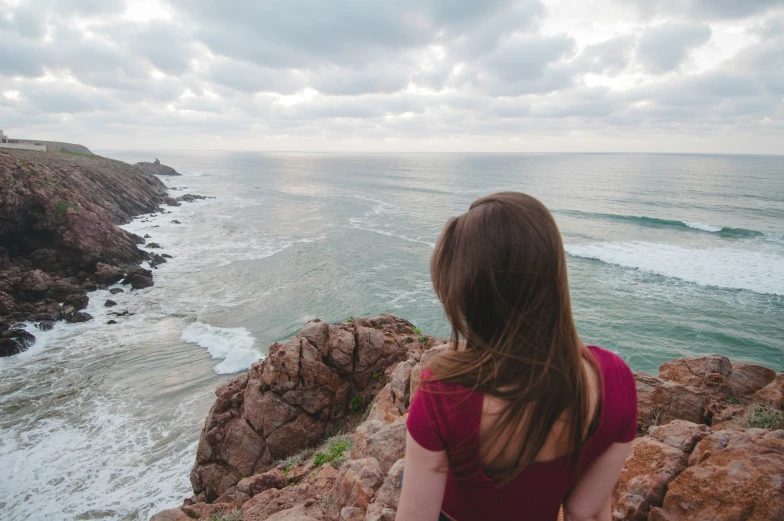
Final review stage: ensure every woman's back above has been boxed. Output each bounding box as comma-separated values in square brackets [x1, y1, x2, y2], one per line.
[396, 193, 637, 521]
[406, 345, 637, 521]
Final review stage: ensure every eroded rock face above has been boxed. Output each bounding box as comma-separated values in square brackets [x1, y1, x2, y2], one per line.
[134, 160, 182, 176]
[0, 148, 168, 341]
[190, 314, 425, 501]
[650, 429, 784, 521]
[153, 339, 783, 521]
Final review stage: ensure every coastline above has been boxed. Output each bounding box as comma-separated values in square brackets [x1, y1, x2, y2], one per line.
[0, 147, 209, 357]
[151, 314, 784, 521]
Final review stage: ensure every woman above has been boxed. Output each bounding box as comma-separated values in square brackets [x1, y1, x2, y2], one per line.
[397, 192, 637, 521]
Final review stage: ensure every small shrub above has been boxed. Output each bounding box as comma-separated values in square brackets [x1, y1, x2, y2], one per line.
[405, 337, 414, 344]
[347, 316, 355, 323]
[418, 336, 428, 344]
[56, 201, 78, 213]
[208, 509, 242, 521]
[313, 437, 352, 468]
[59, 148, 95, 158]
[350, 394, 364, 412]
[411, 326, 422, 335]
[744, 404, 783, 430]
[727, 396, 740, 405]
[372, 370, 380, 379]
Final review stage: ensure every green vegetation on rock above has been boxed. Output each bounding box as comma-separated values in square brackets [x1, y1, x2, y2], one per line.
[313, 437, 352, 468]
[744, 404, 782, 429]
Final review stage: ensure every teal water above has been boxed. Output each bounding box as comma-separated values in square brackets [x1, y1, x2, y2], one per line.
[1, 152, 782, 519]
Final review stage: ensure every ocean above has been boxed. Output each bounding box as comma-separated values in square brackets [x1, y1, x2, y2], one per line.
[1, 152, 782, 519]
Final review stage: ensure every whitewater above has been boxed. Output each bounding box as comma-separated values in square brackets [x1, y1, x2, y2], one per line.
[1, 152, 782, 520]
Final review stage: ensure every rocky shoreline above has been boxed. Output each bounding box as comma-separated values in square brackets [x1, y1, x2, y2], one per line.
[0, 147, 207, 357]
[152, 314, 783, 521]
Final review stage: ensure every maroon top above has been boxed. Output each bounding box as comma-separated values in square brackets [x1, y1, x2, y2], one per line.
[406, 345, 638, 521]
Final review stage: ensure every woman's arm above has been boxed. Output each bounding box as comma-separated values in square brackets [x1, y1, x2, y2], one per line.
[563, 441, 632, 521]
[395, 431, 449, 521]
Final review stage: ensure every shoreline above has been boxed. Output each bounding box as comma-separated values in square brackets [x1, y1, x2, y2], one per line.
[0, 147, 211, 358]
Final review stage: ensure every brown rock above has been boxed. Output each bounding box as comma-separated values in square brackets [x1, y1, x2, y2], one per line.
[650, 429, 784, 521]
[753, 372, 784, 410]
[635, 372, 663, 433]
[659, 355, 735, 399]
[149, 508, 191, 521]
[612, 437, 690, 521]
[326, 458, 384, 521]
[730, 362, 777, 396]
[94, 262, 124, 284]
[352, 417, 407, 476]
[366, 385, 402, 424]
[364, 458, 405, 521]
[236, 468, 286, 497]
[0, 290, 14, 315]
[647, 420, 712, 453]
[652, 381, 708, 426]
[20, 269, 53, 298]
[189, 315, 438, 502]
[63, 293, 89, 310]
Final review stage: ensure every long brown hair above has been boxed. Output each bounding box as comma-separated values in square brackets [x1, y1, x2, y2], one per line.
[427, 192, 592, 484]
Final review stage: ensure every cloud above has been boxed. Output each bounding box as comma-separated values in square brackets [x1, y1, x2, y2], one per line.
[637, 23, 712, 73]
[0, 0, 781, 152]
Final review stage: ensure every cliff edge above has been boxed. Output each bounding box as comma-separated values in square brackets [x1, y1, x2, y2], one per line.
[0, 148, 168, 355]
[152, 315, 784, 521]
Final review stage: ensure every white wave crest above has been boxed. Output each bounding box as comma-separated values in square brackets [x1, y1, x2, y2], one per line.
[683, 221, 722, 232]
[181, 322, 262, 374]
[566, 241, 784, 296]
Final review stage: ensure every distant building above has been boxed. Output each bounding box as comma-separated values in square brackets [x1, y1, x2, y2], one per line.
[0, 130, 7, 143]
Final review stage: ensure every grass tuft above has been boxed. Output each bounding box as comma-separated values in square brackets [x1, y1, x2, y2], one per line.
[411, 326, 422, 335]
[208, 508, 242, 521]
[744, 404, 783, 430]
[59, 148, 96, 158]
[313, 436, 352, 468]
[350, 394, 364, 412]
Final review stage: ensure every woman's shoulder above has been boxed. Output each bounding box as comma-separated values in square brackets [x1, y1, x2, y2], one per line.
[586, 345, 638, 421]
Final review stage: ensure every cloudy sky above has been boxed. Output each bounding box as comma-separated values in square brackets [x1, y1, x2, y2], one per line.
[1, 0, 782, 153]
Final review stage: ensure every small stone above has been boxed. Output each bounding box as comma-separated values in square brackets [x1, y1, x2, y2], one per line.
[105, 299, 117, 307]
[107, 320, 118, 325]
[109, 288, 124, 294]
[171, 220, 181, 224]
[147, 243, 162, 249]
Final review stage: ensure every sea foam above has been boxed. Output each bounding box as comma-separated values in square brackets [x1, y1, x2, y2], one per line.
[566, 241, 784, 296]
[181, 322, 262, 374]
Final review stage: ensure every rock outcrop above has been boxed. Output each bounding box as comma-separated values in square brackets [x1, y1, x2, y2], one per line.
[135, 158, 182, 176]
[152, 324, 784, 521]
[0, 148, 171, 355]
[188, 314, 436, 503]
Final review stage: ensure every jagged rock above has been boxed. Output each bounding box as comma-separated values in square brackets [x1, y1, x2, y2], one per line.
[122, 267, 154, 289]
[149, 508, 191, 521]
[650, 429, 784, 520]
[107, 320, 117, 325]
[109, 287, 124, 294]
[635, 372, 709, 430]
[352, 417, 407, 476]
[659, 355, 735, 400]
[147, 242, 162, 249]
[190, 315, 425, 502]
[37, 319, 55, 331]
[729, 362, 776, 396]
[0, 149, 166, 326]
[326, 458, 384, 521]
[105, 299, 117, 307]
[753, 372, 784, 410]
[134, 160, 182, 176]
[0, 290, 14, 315]
[63, 293, 89, 311]
[162, 253, 173, 259]
[172, 220, 181, 224]
[67, 311, 93, 323]
[364, 458, 404, 521]
[612, 436, 690, 521]
[94, 263, 124, 284]
[0, 328, 36, 357]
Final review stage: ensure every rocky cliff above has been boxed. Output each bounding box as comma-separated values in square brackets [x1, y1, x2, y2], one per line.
[135, 159, 182, 176]
[152, 315, 784, 521]
[0, 148, 184, 356]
